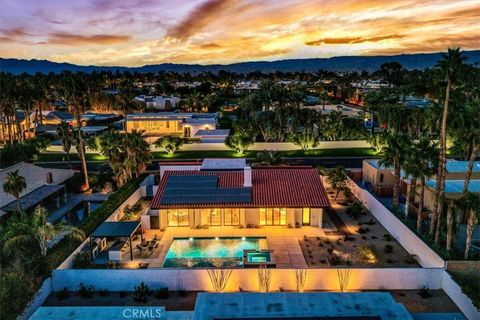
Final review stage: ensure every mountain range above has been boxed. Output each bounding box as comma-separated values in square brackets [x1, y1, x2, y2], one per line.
[1, 50, 480, 75]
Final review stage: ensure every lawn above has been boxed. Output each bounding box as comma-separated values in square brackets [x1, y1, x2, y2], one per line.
[37, 148, 377, 162]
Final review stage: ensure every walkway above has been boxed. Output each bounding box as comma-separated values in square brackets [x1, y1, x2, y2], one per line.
[48, 193, 109, 223]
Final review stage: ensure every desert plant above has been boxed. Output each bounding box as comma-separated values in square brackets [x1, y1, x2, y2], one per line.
[133, 282, 152, 303]
[208, 268, 233, 292]
[293, 269, 307, 292]
[418, 287, 432, 299]
[154, 287, 169, 299]
[384, 244, 394, 253]
[55, 288, 69, 300]
[337, 269, 352, 292]
[257, 265, 272, 292]
[383, 234, 393, 241]
[356, 245, 377, 262]
[346, 202, 363, 220]
[72, 252, 91, 269]
[78, 283, 93, 299]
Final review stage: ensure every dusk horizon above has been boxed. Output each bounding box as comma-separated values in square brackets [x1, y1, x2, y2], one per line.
[1, 0, 480, 67]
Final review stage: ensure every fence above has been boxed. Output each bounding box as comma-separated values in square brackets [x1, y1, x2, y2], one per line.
[52, 267, 443, 292]
[345, 178, 445, 268]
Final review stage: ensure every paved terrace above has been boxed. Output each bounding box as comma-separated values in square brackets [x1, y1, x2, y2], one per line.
[143, 226, 325, 268]
[48, 193, 109, 223]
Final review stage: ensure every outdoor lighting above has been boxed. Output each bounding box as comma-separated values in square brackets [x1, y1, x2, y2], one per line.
[241, 237, 246, 240]
[215, 237, 219, 240]
[189, 237, 194, 241]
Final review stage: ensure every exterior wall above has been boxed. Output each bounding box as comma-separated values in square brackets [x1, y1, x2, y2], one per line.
[126, 119, 183, 136]
[52, 268, 444, 292]
[362, 161, 395, 196]
[311, 208, 322, 227]
[289, 208, 299, 227]
[346, 177, 445, 268]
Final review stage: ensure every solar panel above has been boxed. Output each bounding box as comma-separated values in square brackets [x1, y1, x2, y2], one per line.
[160, 174, 252, 204]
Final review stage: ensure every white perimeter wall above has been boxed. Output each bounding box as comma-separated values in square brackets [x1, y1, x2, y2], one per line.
[52, 268, 443, 292]
[341, 177, 445, 268]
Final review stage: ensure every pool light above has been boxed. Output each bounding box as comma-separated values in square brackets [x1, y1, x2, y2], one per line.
[241, 237, 246, 240]
[189, 237, 194, 241]
[215, 237, 219, 240]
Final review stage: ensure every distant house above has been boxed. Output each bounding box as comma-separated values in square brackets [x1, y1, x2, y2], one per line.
[0, 162, 75, 217]
[81, 112, 123, 126]
[31, 110, 75, 126]
[125, 112, 218, 139]
[134, 95, 181, 110]
[194, 129, 230, 143]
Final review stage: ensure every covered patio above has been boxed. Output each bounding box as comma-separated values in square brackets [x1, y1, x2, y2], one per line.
[89, 221, 142, 262]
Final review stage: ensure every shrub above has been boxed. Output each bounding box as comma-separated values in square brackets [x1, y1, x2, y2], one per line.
[78, 283, 94, 299]
[404, 254, 417, 264]
[155, 136, 184, 155]
[72, 252, 91, 269]
[56, 288, 70, 300]
[356, 245, 378, 262]
[133, 282, 152, 303]
[154, 287, 169, 299]
[384, 244, 394, 253]
[418, 287, 432, 299]
[346, 202, 363, 220]
[225, 133, 254, 155]
[356, 227, 370, 234]
[119, 291, 128, 298]
[98, 289, 109, 297]
[383, 234, 393, 241]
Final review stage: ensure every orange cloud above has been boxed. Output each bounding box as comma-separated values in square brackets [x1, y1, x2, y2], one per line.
[46, 33, 131, 45]
[306, 34, 405, 46]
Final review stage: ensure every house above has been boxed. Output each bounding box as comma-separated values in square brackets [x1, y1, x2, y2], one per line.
[125, 112, 218, 139]
[0, 110, 31, 142]
[142, 159, 330, 230]
[194, 129, 230, 143]
[134, 95, 181, 110]
[30, 110, 75, 126]
[0, 162, 76, 218]
[81, 112, 123, 126]
[362, 159, 480, 213]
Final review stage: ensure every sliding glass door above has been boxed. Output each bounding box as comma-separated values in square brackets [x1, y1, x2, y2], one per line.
[259, 208, 286, 226]
[167, 209, 189, 227]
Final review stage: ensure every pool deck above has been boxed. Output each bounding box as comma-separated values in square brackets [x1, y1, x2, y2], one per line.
[143, 226, 324, 268]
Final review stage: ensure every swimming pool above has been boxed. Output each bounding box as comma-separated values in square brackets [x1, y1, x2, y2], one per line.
[162, 237, 266, 268]
[60, 201, 103, 226]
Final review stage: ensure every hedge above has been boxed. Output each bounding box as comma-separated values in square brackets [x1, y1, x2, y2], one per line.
[46, 173, 148, 271]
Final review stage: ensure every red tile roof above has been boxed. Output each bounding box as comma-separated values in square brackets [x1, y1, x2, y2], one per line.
[150, 166, 330, 209]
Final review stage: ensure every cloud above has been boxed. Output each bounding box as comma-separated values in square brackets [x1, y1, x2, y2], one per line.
[166, 0, 240, 39]
[305, 34, 405, 46]
[46, 33, 131, 45]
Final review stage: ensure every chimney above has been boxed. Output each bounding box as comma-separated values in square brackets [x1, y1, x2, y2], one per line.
[243, 165, 252, 187]
[46, 172, 53, 184]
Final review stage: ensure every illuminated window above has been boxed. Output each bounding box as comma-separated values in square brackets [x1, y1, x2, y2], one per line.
[209, 208, 221, 226]
[224, 208, 240, 226]
[302, 208, 310, 225]
[167, 209, 190, 227]
[260, 208, 286, 226]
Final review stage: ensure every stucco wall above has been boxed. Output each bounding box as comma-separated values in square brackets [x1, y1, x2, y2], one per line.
[52, 268, 443, 293]
[346, 177, 445, 268]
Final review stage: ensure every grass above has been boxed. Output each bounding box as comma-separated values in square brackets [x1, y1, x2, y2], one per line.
[37, 148, 377, 162]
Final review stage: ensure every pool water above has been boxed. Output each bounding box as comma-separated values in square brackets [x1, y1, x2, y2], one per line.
[163, 237, 264, 268]
[60, 201, 103, 226]
[247, 251, 271, 263]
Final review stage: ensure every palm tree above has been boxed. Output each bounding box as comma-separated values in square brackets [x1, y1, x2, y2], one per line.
[255, 150, 284, 166]
[378, 133, 410, 211]
[62, 76, 90, 190]
[431, 48, 467, 238]
[404, 137, 438, 232]
[2, 205, 84, 256]
[463, 193, 480, 259]
[56, 121, 73, 167]
[3, 170, 27, 214]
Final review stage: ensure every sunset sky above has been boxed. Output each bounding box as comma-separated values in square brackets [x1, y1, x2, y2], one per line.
[1, 0, 479, 66]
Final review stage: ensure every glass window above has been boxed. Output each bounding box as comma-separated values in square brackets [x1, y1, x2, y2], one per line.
[209, 208, 221, 226]
[260, 208, 286, 225]
[224, 208, 240, 226]
[167, 209, 190, 227]
[303, 208, 310, 225]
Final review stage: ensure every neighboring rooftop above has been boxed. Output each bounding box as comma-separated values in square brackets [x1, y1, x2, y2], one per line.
[151, 166, 330, 209]
[193, 292, 412, 320]
[0, 162, 75, 210]
[201, 158, 246, 170]
[426, 179, 480, 194]
[91, 221, 141, 238]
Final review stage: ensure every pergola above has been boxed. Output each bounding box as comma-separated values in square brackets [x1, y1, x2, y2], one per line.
[90, 221, 142, 261]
